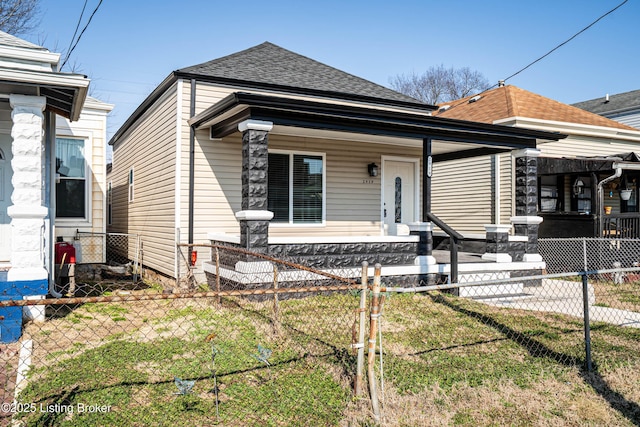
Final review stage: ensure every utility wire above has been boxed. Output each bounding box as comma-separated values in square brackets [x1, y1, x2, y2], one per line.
[502, 0, 628, 83]
[439, 0, 628, 114]
[61, 0, 104, 71]
[64, 0, 88, 67]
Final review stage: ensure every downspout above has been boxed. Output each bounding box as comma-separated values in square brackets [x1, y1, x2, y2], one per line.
[46, 111, 63, 298]
[493, 154, 500, 223]
[596, 165, 622, 237]
[188, 79, 196, 257]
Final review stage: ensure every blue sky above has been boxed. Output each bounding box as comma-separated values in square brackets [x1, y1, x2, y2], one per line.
[24, 0, 639, 139]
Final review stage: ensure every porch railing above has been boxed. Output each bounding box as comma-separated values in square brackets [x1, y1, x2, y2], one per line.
[602, 213, 640, 238]
[426, 212, 463, 283]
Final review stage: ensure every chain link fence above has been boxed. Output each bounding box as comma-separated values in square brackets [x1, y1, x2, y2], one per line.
[1, 245, 361, 427]
[2, 239, 640, 426]
[73, 232, 140, 269]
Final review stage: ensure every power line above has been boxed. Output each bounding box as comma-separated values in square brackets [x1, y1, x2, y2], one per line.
[440, 0, 628, 115]
[64, 0, 88, 66]
[61, 0, 104, 71]
[502, 0, 628, 83]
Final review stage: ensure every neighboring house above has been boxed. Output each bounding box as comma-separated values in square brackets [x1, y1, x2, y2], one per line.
[107, 42, 563, 286]
[54, 96, 114, 262]
[573, 89, 640, 130]
[435, 84, 640, 239]
[0, 30, 89, 322]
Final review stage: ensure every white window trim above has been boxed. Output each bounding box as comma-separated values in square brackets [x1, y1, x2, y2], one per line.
[55, 135, 92, 226]
[128, 166, 135, 203]
[268, 149, 326, 227]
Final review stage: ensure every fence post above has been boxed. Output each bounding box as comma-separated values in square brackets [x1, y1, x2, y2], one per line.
[354, 261, 368, 396]
[582, 273, 593, 372]
[215, 248, 221, 306]
[272, 264, 280, 335]
[367, 263, 382, 422]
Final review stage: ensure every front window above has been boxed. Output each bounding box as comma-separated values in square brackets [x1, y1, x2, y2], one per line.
[56, 137, 87, 219]
[268, 152, 324, 224]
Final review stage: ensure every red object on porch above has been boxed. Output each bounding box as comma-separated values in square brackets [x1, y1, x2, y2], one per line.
[190, 250, 197, 266]
[55, 242, 76, 265]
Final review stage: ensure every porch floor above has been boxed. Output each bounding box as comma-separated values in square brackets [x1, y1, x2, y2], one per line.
[432, 250, 490, 264]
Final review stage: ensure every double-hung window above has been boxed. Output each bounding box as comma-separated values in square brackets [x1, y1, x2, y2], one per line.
[56, 137, 87, 219]
[268, 152, 324, 224]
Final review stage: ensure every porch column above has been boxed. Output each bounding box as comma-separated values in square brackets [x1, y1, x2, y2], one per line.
[236, 119, 274, 253]
[511, 148, 543, 262]
[422, 137, 432, 221]
[7, 95, 48, 282]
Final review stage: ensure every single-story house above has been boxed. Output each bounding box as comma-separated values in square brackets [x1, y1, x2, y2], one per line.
[573, 89, 640, 130]
[0, 30, 89, 335]
[107, 42, 565, 287]
[435, 84, 640, 239]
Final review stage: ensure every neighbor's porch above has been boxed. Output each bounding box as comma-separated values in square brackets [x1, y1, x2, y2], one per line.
[538, 153, 640, 239]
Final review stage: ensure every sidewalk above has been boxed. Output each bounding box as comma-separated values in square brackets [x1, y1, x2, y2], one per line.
[479, 279, 640, 328]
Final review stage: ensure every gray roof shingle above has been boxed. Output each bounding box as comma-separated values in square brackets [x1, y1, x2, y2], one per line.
[572, 89, 640, 115]
[0, 30, 46, 50]
[177, 42, 425, 106]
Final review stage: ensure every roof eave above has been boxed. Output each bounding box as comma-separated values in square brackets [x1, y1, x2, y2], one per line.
[109, 72, 178, 145]
[174, 70, 436, 113]
[191, 92, 566, 148]
[0, 67, 90, 121]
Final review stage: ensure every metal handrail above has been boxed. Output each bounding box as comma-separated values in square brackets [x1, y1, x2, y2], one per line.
[426, 212, 463, 284]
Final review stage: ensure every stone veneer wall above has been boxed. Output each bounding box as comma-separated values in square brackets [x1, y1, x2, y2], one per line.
[209, 240, 418, 269]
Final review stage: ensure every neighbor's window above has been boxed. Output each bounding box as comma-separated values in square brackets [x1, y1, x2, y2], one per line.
[268, 152, 324, 224]
[128, 168, 134, 203]
[539, 175, 559, 212]
[56, 137, 87, 219]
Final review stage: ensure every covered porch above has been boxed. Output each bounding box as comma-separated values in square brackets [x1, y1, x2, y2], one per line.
[189, 92, 566, 286]
[538, 153, 640, 239]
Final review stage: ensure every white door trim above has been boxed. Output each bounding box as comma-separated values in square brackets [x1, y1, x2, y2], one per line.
[380, 156, 421, 234]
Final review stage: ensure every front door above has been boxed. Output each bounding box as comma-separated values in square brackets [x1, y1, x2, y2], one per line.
[383, 158, 417, 235]
[0, 141, 11, 262]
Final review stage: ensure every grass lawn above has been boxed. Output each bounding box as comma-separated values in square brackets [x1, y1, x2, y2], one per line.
[9, 287, 640, 426]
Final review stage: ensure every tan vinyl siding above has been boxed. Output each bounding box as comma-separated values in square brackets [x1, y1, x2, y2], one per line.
[431, 156, 493, 234]
[539, 134, 640, 158]
[500, 153, 514, 224]
[109, 84, 178, 277]
[188, 130, 422, 240]
[55, 101, 113, 263]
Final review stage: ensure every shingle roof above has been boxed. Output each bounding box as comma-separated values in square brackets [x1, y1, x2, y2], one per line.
[0, 30, 46, 50]
[572, 89, 640, 115]
[435, 85, 637, 131]
[177, 42, 424, 106]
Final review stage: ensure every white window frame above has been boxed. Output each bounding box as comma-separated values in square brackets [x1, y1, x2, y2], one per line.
[268, 149, 326, 227]
[128, 167, 135, 203]
[55, 135, 92, 225]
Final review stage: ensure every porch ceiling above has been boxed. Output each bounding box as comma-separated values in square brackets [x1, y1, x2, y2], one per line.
[190, 92, 567, 160]
[0, 67, 89, 121]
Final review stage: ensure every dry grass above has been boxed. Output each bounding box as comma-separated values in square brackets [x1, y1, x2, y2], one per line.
[4, 282, 640, 426]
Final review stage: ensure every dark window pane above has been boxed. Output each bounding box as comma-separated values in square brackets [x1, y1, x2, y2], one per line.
[55, 137, 86, 218]
[293, 155, 322, 223]
[56, 180, 85, 218]
[268, 153, 290, 222]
